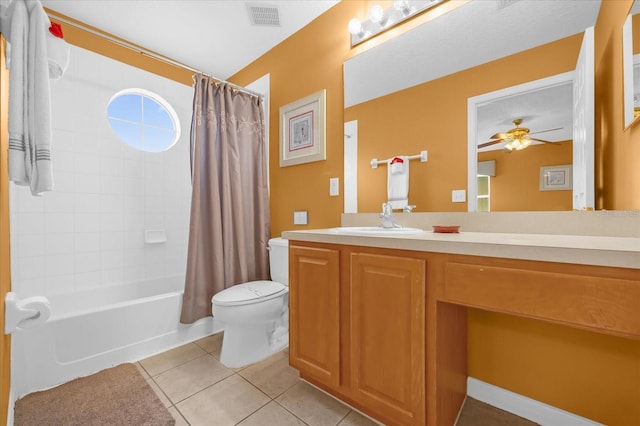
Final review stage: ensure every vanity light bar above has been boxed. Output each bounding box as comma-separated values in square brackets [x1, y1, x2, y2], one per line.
[349, 0, 445, 46]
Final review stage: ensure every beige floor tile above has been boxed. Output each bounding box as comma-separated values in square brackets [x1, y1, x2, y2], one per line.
[276, 381, 350, 426]
[154, 354, 234, 403]
[195, 332, 224, 356]
[176, 374, 270, 426]
[238, 401, 306, 425]
[148, 377, 172, 408]
[139, 343, 206, 376]
[168, 406, 190, 426]
[239, 351, 300, 398]
[338, 410, 381, 426]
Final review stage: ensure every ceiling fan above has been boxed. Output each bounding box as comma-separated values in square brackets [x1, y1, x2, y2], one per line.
[478, 118, 562, 152]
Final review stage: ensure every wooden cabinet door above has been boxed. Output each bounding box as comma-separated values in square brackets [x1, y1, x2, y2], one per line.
[350, 253, 426, 425]
[289, 245, 341, 388]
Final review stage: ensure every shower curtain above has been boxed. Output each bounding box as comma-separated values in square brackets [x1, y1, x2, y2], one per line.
[180, 74, 270, 324]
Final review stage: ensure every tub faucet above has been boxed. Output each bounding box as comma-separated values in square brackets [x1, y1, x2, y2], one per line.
[379, 202, 402, 228]
[403, 205, 416, 213]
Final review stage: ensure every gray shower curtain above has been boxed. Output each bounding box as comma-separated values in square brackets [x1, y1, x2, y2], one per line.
[180, 74, 270, 324]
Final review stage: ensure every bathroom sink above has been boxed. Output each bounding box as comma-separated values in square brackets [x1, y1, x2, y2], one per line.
[329, 226, 424, 236]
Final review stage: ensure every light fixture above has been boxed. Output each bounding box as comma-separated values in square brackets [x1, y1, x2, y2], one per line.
[348, 0, 444, 46]
[504, 137, 532, 151]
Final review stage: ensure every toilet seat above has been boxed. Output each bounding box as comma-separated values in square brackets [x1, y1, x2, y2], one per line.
[212, 280, 287, 307]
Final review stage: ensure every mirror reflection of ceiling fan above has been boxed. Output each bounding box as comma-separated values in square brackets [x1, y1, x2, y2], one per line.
[478, 118, 562, 152]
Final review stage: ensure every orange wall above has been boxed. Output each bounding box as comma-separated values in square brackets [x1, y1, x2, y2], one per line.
[231, 1, 640, 424]
[597, 0, 640, 210]
[344, 34, 582, 213]
[478, 141, 573, 211]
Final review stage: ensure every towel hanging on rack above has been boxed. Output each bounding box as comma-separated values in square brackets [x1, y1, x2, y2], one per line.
[387, 155, 409, 209]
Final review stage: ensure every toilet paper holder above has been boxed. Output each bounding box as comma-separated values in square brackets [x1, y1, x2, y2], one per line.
[4, 292, 51, 335]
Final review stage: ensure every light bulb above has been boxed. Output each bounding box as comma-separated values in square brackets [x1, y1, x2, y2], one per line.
[348, 18, 363, 35]
[369, 5, 384, 24]
[394, 0, 412, 15]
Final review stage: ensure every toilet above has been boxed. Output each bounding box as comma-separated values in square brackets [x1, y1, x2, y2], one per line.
[212, 237, 289, 368]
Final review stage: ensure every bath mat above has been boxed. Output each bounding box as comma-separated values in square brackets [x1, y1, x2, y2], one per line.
[14, 363, 174, 426]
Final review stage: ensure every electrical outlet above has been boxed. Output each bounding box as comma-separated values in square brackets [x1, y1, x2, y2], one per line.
[452, 190, 466, 203]
[329, 178, 339, 196]
[293, 211, 308, 225]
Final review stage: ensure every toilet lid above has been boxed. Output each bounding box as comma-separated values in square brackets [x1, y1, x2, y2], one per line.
[212, 280, 287, 306]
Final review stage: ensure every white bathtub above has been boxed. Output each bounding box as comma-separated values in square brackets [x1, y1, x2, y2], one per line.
[12, 276, 222, 397]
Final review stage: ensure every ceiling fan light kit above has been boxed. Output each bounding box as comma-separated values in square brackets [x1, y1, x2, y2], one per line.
[479, 118, 560, 152]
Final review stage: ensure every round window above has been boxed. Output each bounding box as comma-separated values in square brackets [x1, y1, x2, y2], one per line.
[107, 88, 181, 152]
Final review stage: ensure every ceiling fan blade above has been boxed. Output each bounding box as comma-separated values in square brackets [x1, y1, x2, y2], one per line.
[529, 138, 557, 144]
[478, 139, 504, 149]
[489, 132, 509, 139]
[529, 127, 563, 135]
[502, 147, 513, 153]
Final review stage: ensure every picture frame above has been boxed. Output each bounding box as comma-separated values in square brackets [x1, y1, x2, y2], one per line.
[540, 164, 572, 191]
[279, 90, 326, 167]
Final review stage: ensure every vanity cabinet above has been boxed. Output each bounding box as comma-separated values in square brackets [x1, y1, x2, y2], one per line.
[288, 244, 341, 388]
[350, 252, 426, 425]
[289, 243, 427, 426]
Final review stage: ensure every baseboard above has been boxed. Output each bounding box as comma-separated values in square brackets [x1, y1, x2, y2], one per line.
[467, 377, 604, 426]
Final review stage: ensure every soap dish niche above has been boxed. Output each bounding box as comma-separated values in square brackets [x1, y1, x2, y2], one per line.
[145, 229, 167, 244]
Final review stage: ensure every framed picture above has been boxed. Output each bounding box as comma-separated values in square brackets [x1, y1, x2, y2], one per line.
[540, 164, 572, 191]
[279, 90, 326, 167]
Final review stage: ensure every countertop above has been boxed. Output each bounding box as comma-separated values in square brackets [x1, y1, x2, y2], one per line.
[281, 228, 640, 269]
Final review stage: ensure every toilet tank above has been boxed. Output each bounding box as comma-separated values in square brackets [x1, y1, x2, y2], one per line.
[268, 238, 289, 285]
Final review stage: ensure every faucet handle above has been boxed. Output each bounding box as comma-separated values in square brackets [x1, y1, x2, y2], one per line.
[403, 205, 416, 213]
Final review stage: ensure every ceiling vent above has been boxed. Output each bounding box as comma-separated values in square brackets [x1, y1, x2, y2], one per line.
[496, 0, 519, 9]
[247, 3, 281, 27]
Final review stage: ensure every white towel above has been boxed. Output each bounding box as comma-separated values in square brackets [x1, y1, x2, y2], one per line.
[7, 0, 29, 186]
[46, 29, 69, 79]
[27, 0, 53, 195]
[387, 156, 409, 209]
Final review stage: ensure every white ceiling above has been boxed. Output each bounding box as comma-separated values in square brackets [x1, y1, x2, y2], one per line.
[39, 0, 339, 80]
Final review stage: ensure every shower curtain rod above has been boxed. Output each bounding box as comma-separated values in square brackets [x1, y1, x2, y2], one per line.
[46, 12, 263, 99]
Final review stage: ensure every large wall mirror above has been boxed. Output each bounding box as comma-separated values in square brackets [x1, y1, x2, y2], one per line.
[623, 1, 640, 128]
[344, 0, 601, 213]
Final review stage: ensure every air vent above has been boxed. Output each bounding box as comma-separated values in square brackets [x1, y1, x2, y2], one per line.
[247, 3, 280, 27]
[496, 0, 519, 9]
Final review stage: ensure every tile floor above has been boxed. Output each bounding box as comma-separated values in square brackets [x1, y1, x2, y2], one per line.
[136, 332, 380, 426]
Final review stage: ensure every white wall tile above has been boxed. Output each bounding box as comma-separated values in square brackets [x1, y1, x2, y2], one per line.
[75, 193, 101, 213]
[46, 254, 75, 277]
[74, 271, 101, 291]
[101, 231, 124, 251]
[101, 250, 124, 270]
[17, 213, 45, 235]
[75, 252, 101, 274]
[11, 43, 193, 299]
[74, 213, 101, 233]
[46, 233, 75, 255]
[45, 274, 75, 296]
[45, 192, 74, 213]
[18, 234, 45, 258]
[74, 174, 101, 194]
[45, 213, 75, 234]
[74, 232, 100, 252]
[15, 256, 45, 281]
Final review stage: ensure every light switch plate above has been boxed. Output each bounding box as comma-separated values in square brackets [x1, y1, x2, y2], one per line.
[293, 210, 308, 225]
[452, 190, 466, 203]
[329, 178, 339, 196]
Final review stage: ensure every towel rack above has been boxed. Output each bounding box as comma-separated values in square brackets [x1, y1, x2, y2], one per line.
[370, 150, 428, 169]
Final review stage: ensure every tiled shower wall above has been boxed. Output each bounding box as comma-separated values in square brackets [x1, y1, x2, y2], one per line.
[10, 45, 193, 298]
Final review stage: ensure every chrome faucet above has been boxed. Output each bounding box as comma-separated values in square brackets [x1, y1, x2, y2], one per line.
[379, 202, 402, 228]
[403, 205, 416, 213]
